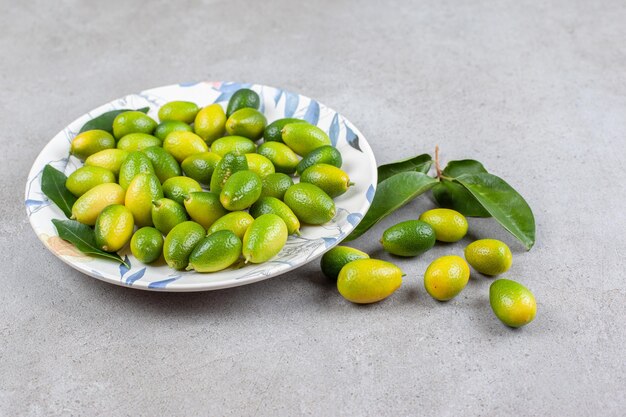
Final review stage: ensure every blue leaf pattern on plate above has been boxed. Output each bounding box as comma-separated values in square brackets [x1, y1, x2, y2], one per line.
[347, 213, 363, 227]
[322, 237, 337, 248]
[366, 184, 375, 203]
[90, 269, 105, 279]
[125, 267, 146, 285]
[119, 255, 131, 278]
[303, 100, 320, 125]
[216, 82, 247, 93]
[25, 199, 47, 208]
[213, 81, 251, 103]
[148, 276, 181, 289]
[284, 92, 299, 118]
[273, 89, 283, 106]
[344, 122, 362, 152]
[329, 113, 340, 147]
[258, 90, 265, 114]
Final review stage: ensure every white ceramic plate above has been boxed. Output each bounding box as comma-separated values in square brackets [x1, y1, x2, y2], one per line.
[25, 81, 377, 291]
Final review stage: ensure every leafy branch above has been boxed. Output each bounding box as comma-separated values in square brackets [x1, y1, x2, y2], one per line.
[348, 147, 536, 250]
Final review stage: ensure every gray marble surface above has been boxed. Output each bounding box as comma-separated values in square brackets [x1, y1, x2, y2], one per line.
[2, 0, 625, 415]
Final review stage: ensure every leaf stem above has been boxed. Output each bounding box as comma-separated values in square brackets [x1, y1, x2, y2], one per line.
[435, 145, 442, 179]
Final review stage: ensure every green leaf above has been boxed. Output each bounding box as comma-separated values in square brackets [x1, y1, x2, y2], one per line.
[79, 107, 150, 134]
[52, 219, 129, 267]
[455, 173, 535, 250]
[377, 154, 432, 183]
[442, 159, 487, 177]
[345, 172, 439, 241]
[41, 165, 77, 218]
[433, 159, 491, 217]
[432, 181, 491, 217]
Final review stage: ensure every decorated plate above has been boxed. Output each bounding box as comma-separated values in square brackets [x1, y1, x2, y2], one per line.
[25, 82, 377, 291]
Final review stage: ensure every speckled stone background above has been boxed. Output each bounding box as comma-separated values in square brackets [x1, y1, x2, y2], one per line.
[2, 0, 625, 415]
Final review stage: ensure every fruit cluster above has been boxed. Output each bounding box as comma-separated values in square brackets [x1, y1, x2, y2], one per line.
[322, 208, 537, 328]
[65, 88, 352, 272]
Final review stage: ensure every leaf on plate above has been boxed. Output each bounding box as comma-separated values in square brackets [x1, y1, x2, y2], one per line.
[345, 171, 439, 241]
[273, 89, 283, 106]
[432, 159, 491, 217]
[258, 90, 265, 114]
[79, 107, 149, 134]
[284, 92, 299, 118]
[41, 165, 76, 218]
[455, 173, 536, 250]
[303, 100, 320, 125]
[119, 255, 131, 278]
[52, 219, 129, 267]
[329, 113, 340, 147]
[125, 267, 146, 285]
[345, 122, 362, 152]
[377, 153, 432, 183]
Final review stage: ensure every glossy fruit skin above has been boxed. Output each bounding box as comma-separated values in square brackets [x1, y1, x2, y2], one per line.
[337, 259, 402, 304]
[281, 123, 331, 156]
[116, 133, 162, 152]
[257, 142, 300, 175]
[184, 192, 228, 230]
[118, 151, 155, 190]
[419, 208, 468, 243]
[260, 173, 293, 200]
[151, 198, 188, 235]
[465, 239, 513, 276]
[65, 166, 115, 197]
[424, 255, 470, 301]
[71, 183, 125, 226]
[162, 176, 202, 205]
[194, 104, 226, 145]
[85, 149, 129, 176]
[245, 154, 275, 178]
[243, 214, 288, 264]
[158, 101, 199, 124]
[112, 111, 157, 139]
[220, 170, 262, 211]
[124, 173, 163, 228]
[154, 120, 192, 141]
[226, 88, 260, 117]
[300, 163, 352, 198]
[163, 131, 209, 163]
[283, 183, 336, 225]
[94, 204, 134, 252]
[320, 246, 369, 281]
[490, 279, 536, 327]
[187, 230, 242, 272]
[163, 221, 206, 270]
[381, 220, 436, 257]
[181, 152, 221, 185]
[211, 136, 256, 157]
[209, 152, 249, 194]
[225, 108, 267, 140]
[264, 118, 307, 143]
[208, 211, 255, 240]
[131, 227, 164, 264]
[141, 146, 181, 184]
[70, 130, 116, 160]
[296, 145, 342, 175]
[249, 196, 300, 235]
